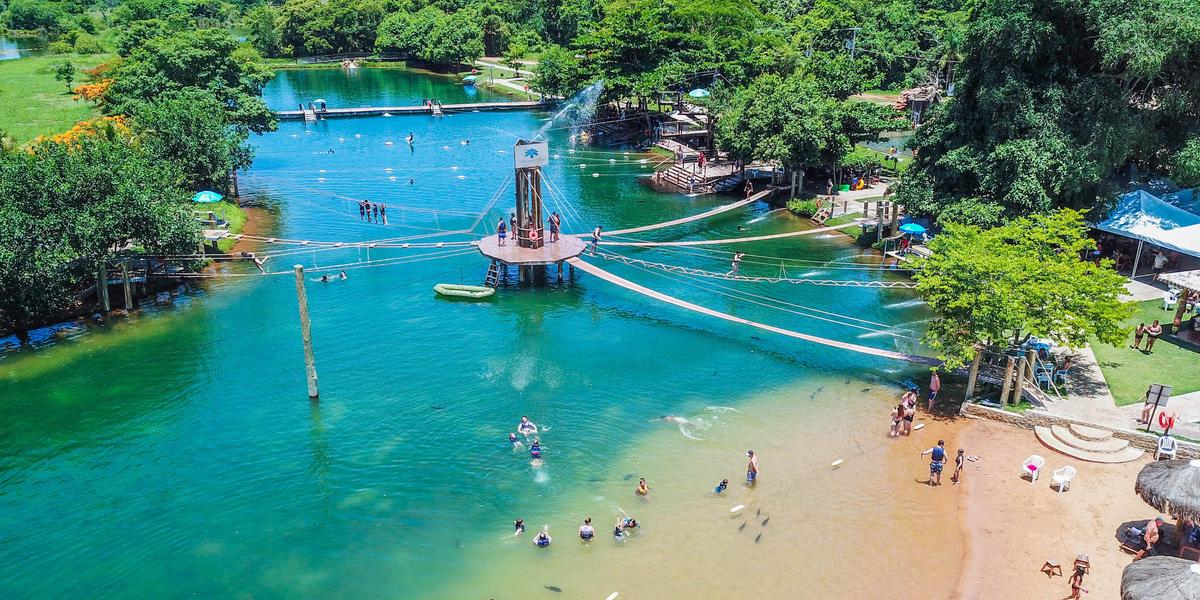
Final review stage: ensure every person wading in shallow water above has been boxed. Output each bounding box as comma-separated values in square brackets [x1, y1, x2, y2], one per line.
[746, 450, 759, 484]
[921, 440, 947, 486]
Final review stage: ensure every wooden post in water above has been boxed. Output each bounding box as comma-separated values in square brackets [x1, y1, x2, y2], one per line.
[964, 349, 982, 400]
[293, 265, 319, 399]
[999, 356, 1015, 406]
[121, 259, 133, 309]
[98, 263, 111, 312]
[1012, 356, 1027, 406]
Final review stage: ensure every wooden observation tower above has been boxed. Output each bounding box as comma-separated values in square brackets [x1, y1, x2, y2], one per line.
[477, 139, 587, 285]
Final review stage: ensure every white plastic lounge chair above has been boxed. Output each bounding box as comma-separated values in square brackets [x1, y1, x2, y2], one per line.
[1164, 289, 1180, 311]
[1157, 435, 1178, 460]
[1052, 466, 1076, 493]
[1021, 455, 1045, 484]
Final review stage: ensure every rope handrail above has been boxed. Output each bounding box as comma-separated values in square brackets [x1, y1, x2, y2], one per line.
[593, 252, 917, 288]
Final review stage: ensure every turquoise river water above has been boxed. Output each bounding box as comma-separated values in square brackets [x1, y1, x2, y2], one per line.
[0, 70, 947, 599]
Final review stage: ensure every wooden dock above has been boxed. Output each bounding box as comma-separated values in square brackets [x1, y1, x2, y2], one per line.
[277, 100, 551, 120]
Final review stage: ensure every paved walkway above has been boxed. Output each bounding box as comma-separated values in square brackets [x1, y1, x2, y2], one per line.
[1042, 345, 1200, 440]
[1123, 276, 1168, 302]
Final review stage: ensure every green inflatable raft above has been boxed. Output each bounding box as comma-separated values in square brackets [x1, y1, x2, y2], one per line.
[434, 283, 496, 299]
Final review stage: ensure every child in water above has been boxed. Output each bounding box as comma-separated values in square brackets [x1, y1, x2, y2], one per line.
[529, 439, 541, 459]
[635, 478, 649, 496]
[714, 479, 729, 494]
[534, 530, 551, 547]
[514, 519, 525, 535]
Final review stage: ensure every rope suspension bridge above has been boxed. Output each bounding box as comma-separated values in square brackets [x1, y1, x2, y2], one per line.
[591, 251, 918, 288]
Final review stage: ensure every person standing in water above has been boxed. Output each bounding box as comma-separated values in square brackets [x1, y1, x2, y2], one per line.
[927, 371, 941, 411]
[372, 202, 380, 222]
[406, 132, 414, 145]
[358, 200, 366, 221]
[579, 518, 594, 541]
[921, 440, 947, 486]
[529, 438, 542, 459]
[890, 402, 903, 438]
[635, 478, 649, 496]
[902, 389, 918, 435]
[513, 519, 525, 535]
[714, 479, 729, 494]
[746, 450, 759, 484]
[364, 200, 373, 223]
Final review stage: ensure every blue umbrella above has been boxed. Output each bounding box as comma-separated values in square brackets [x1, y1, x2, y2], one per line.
[899, 223, 926, 235]
[463, 75, 477, 83]
[192, 190, 223, 203]
[688, 88, 710, 98]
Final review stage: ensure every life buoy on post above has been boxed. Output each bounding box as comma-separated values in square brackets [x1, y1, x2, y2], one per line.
[1159, 411, 1175, 430]
[529, 228, 540, 242]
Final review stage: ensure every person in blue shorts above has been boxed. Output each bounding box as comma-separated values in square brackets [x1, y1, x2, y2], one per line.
[529, 439, 541, 459]
[497, 219, 507, 246]
[746, 450, 759, 484]
[921, 440, 947, 486]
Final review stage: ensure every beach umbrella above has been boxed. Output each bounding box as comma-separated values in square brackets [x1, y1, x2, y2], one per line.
[191, 190, 223, 203]
[899, 223, 926, 235]
[1121, 556, 1200, 600]
[1136, 459, 1200, 522]
[313, 98, 326, 104]
[688, 88, 710, 98]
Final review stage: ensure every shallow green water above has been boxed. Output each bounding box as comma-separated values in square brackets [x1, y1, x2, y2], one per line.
[0, 71, 932, 598]
[262, 67, 507, 111]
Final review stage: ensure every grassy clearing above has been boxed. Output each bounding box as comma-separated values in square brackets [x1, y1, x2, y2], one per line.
[0, 53, 114, 143]
[203, 201, 248, 253]
[1091, 300, 1200, 405]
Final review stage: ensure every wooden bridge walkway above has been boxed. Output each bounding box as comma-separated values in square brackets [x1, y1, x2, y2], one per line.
[277, 100, 550, 120]
[569, 257, 940, 365]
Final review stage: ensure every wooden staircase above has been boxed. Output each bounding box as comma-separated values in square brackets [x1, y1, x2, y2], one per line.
[810, 207, 832, 225]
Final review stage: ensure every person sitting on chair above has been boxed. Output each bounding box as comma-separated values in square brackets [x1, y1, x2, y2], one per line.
[1126, 516, 1165, 560]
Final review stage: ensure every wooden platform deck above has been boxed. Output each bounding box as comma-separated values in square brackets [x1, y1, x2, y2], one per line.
[277, 100, 550, 120]
[477, 234, 587, 266]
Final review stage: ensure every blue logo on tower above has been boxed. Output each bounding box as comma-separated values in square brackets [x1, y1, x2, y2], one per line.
[524, 148, 540, 159]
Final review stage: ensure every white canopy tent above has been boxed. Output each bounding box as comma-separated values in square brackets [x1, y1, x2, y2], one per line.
[1094, 190, 1200, 277]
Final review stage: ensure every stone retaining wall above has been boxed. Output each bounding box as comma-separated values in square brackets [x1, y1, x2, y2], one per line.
[960, 402, 1200, 459]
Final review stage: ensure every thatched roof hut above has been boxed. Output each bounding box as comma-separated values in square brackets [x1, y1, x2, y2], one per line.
[1136, 459, 1200, 522]
[1121, 556, 1200, 600]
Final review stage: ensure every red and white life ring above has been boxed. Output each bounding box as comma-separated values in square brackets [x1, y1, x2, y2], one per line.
[1159, 412, 1175, 430]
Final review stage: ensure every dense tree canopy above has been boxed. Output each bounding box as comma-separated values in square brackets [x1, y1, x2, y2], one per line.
[0, 137, 197, 340]
[912, 210, 1134, 367]
[896, 0, 1200, 226]
[130, 89, 253, 192]
[106, 28, 276, 134]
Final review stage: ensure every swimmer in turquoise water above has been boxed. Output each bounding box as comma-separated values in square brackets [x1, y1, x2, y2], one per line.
[514, 519, 525, 535]
[534, 530, 551, 547]
[579, 518, 594, 541]
[529, 439, 542, 459]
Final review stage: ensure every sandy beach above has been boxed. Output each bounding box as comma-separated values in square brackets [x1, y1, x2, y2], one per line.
[956, 419, 1153, 599]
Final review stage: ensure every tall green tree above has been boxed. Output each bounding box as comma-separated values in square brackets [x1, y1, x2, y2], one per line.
[376, 7, 443, 58]
[531, 45, 584, 97]
[244, 4, 282, 57]
[106, 29, 276, 134]
[421, 8, 484, 67]
[717, 73, 896, 195]
[0, 138, 197, 342]
[912, 209, 1134, 367]
[131, 89, 252, 193]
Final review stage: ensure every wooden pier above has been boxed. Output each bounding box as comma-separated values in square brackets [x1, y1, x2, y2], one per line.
[277, 100, 551, 120]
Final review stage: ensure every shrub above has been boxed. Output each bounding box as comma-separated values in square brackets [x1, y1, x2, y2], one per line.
[47, 40, 72, 54]
[73, 32, 104, 54]
[786, 199, 819, 217]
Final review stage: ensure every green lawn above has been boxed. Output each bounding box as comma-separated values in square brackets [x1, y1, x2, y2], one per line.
[202, 201, 248, 253]
[1091, 299, 1200, 405]
[0, 53, 114, 144]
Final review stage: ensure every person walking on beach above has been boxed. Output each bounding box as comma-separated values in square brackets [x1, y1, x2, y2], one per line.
[927, 371, 941, 411]
[951, 448, 965, 484]
[730, 252, 745, 276]
[1066, 564, 1087, 599]
[379, 203, 387, 225]
[921, 440, 947, 486]
[497, 219, 507, 246]
[1132, 322, 1146, 349]
[746, 450, 759, 485]
[1145, 320, 1163, 352]
[635, 478, 649, 496]
[591, 226, 602, 255]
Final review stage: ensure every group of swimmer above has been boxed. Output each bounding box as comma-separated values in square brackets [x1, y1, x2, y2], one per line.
[318, 270, 348, 283]
[515, 515, 642, 548]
